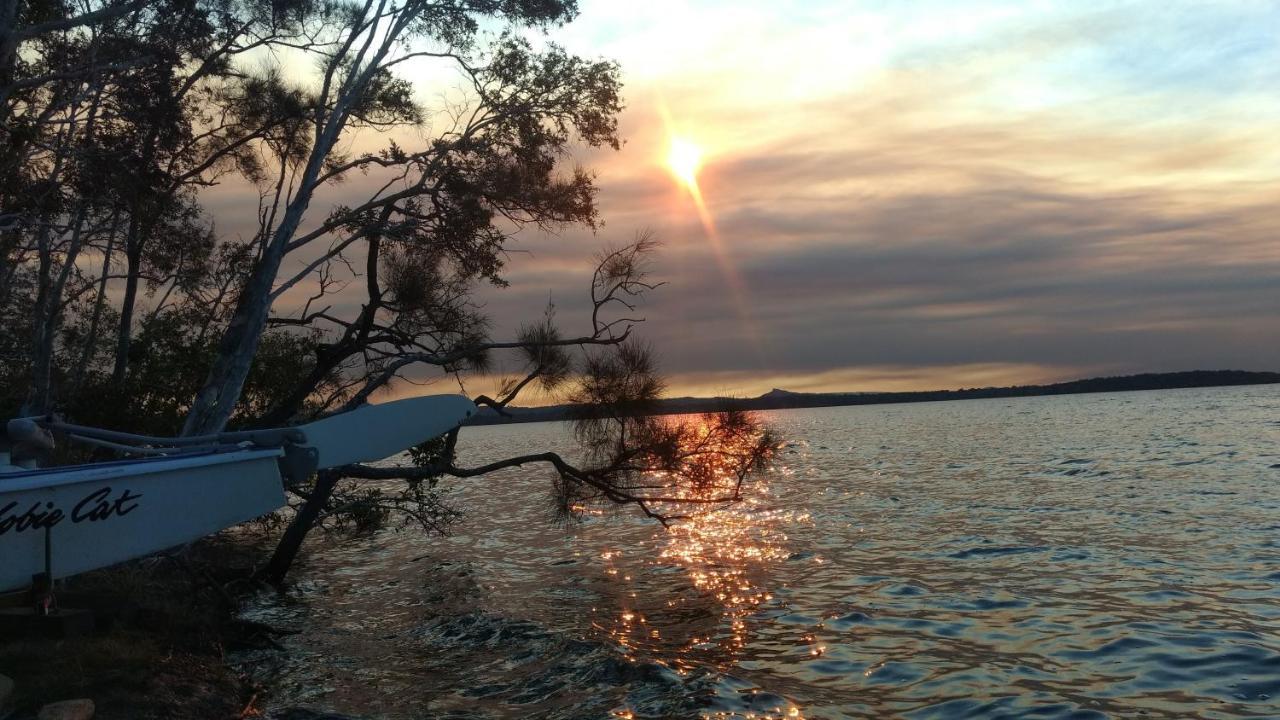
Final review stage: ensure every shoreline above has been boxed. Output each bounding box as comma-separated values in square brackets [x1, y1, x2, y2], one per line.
[0, 535, 275, 720]
[467, 371, 1280, 425]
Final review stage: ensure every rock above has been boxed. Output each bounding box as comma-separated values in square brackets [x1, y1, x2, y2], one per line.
[36, 699, 95, 720]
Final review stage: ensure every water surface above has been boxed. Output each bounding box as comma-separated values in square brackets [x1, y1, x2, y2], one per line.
[238, 385, 1280, 719]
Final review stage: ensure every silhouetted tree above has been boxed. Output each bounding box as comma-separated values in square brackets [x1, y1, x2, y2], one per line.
[0, 0, 777, 586]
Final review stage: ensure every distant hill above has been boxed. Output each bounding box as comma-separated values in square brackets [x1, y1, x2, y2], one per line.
[466, 370, 1280, 426]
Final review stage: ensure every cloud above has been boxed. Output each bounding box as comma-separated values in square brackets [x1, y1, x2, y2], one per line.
[464, 2, 1280, 398]
[225, 2, 1280, 402]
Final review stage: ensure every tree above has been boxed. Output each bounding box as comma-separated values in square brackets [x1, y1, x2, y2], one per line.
[0, 0, 777, 586]
[1, 0, 323, 413]
[181, 0, 622, 435]
[260, 237, 777, 583]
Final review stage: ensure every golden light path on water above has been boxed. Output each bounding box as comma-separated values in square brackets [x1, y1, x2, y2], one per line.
[587, 418, 810, 720]
[239, 388, 1280, 718]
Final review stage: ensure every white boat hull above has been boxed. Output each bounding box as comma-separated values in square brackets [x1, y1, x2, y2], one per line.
[0, 393, 477, 592]
[0, 449, 285, 592]
[300, 394, 476, 468]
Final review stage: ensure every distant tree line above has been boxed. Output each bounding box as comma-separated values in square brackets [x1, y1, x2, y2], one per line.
[0, 0, 772, 582]
[468, 370, 1280, 424]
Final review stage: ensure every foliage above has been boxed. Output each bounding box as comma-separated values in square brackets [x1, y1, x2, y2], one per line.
[321, 435, 457, 536]
[1, 0, 776, 584]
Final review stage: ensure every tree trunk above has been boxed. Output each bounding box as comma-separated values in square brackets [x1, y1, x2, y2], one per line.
[22, 233, 56, 416]
[0, 0, 20, 123]
[22, 78, 104, 414]
[24, 196, 91, 415]
[182, 170, 320, 435]
[182, 100, 356, 434]
[111, 220, 143, 383]
[182, 18, 395, 435]
[181, 243, 284, 435]
[261, 469, 339, 585]
[185, 173, 313, 436]
[257, 232, 386, 426]
[69, 221, 117, 395]
[0, 232, 18, 308]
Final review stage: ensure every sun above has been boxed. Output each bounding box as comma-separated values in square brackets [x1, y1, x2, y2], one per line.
[666, 136, 703, 189]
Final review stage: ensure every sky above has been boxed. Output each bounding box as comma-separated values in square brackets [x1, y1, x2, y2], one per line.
[455, 0, 1280, 399]
[245, 1, 1280, 401]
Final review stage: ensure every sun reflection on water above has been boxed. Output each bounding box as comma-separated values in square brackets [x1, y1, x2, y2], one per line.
[659, 484, 797, 664]
[589, 418, 809, 720]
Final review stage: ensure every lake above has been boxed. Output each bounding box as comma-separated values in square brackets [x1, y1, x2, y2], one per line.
[238, 385, 1280, 719]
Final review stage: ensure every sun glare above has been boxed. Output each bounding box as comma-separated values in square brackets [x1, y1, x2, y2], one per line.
[667, 136, 703, 189]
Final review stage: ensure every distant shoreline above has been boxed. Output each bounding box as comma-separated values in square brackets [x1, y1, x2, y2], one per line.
[467, 370, 1280, 426]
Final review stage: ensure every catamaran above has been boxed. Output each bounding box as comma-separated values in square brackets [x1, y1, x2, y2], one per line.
[0, 395, 476, 593]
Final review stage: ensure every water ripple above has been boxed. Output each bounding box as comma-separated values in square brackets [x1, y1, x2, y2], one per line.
[238, 385, 1280, 719]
